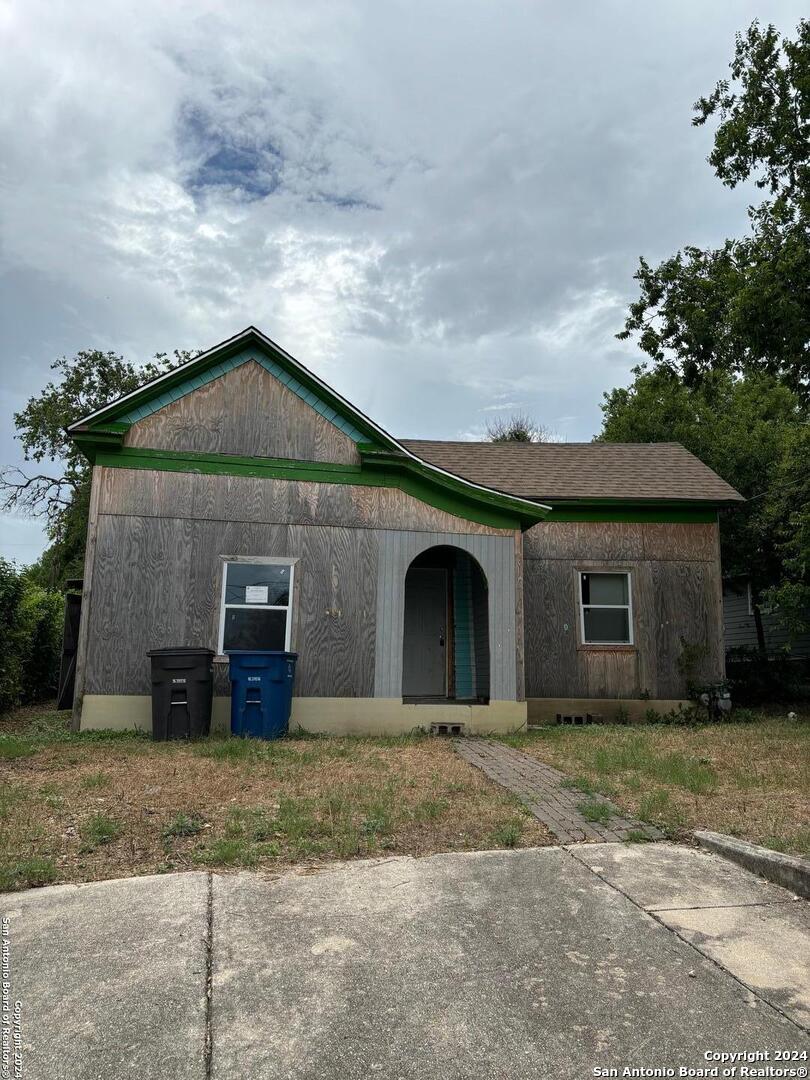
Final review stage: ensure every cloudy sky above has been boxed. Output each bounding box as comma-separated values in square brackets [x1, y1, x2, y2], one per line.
[0, 1, 804, 563]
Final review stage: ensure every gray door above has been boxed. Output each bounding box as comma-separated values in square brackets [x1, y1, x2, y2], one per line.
[402, 568, 447, 696]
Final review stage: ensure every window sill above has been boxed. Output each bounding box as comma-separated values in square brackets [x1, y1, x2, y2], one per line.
[577, 644, 636, 653]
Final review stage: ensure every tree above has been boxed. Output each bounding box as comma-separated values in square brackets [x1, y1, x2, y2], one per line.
[3, 348, 191, 588]
[486, 413, 553, 443]
[600, 364, 810, 648]
[618, 19, 810, 398]
[609, 17, 810, 643]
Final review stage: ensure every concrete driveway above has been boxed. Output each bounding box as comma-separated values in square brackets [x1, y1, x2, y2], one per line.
[4, 843, 808, 1079]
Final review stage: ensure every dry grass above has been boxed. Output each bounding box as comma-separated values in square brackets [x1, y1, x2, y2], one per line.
[502, 718, 810, 854]
[0, 709, 551, 891]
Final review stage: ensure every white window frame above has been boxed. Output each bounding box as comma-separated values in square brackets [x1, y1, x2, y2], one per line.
[578, 570, 634, 646]
[217, 556, 296, 654]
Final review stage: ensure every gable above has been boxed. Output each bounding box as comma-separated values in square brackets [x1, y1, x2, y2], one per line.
[124, 359, 360, 466]
[68, 327, 550, 531]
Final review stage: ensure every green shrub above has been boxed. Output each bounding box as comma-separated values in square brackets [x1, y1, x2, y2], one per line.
[0, 560, 64, 713]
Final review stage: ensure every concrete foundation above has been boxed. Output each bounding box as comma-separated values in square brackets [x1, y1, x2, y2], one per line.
[527, 696, 691, 725]
[78, 694, 528, 736]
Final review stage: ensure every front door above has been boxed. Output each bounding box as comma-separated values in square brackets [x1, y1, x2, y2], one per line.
[402, 568, 447, 697]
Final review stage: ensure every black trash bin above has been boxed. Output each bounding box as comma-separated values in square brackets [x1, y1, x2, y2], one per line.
[147, 648, 215, 741]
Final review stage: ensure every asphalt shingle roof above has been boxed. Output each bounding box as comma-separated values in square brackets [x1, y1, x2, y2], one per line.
[399, 440, 744, 504]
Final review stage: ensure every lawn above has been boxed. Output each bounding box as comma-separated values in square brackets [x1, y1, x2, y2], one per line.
[500, 717, 810, 855]
[0, 707, 550, 892]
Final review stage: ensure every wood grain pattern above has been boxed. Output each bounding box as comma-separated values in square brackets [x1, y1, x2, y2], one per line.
[124, 360, 361, 465]
[523, 560, 582, 698]
[524, 520, 720, 563]
[70, 465, 103, 729]
[84, 514, 376, 698]
[641, 522, 719, 562]
[523, 519, 725, 699]
[524, 521, 646, 562]
[98, 467, 508, 536]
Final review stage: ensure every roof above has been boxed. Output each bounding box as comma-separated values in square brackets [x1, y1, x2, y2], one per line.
[399, 441, 744, 505]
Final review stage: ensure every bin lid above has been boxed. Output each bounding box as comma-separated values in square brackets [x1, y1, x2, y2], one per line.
[225, 649, 298, 656]
[147, 647, 216, 657]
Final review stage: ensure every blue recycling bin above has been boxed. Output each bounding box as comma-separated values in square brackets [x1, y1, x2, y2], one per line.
[227, 650, 298, 739]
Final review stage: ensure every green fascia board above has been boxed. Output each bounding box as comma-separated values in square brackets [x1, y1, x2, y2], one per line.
[74, 330, 389, 449]
[358, 447, 547, 528]
[90, 446, 530, 530]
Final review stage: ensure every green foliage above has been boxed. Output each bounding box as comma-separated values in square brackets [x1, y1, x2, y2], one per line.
[0, 559, 63, 713]
[618, 19, 810, 396]
[162, 812, 206, 839]
[489, 819, 524, 848]
[609, 21, 810, 638]
[577, 799, 612, 824]
[600, 367, 810, 636]
[0, 857, 58, 892]
[3, 347, 191, 588]
[79, 813, 122, 851]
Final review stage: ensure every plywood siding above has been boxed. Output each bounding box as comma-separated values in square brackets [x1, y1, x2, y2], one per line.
[98, 467, 509, 536]
[84, 514, 378, 699]
[523, 520, 724, 700]
[124, 360, 361, 465]
[81, 465, 518, 704]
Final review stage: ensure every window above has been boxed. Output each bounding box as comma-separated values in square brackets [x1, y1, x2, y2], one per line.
[579, 571, 632, 645]
[218, 560, 294, 653]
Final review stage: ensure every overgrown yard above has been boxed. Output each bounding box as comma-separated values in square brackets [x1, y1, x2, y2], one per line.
[0, 708, 550, 892]
[501, 718, 810, 855]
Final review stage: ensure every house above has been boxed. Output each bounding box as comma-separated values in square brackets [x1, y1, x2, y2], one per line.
[722, 576, 810, 657]
[67, 327, 743, 735]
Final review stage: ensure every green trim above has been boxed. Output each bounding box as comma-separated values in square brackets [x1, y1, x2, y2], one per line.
[358, 447, 545, 527]
[546, 505, 718, 523]
[74, 330, 388, 448]
[91, 446, 538, 530]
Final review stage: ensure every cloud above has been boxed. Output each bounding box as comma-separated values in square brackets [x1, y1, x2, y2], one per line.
[0, 0, 806, 561]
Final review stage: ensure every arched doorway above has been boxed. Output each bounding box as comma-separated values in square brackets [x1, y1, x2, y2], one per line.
[402, 546, 490, 703]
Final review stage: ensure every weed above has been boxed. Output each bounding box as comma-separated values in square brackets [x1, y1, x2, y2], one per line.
[0, 857, 58, 891]
[577, 799, 612, 825]
[196, 838, 258, 868]
[411, 797, 449, 822]
[192, 738, 259, 763]
[0, 738, 34, 761]
[562, 775, 617, 798]
[162, 812, 205, 839]
[637, 789, 684, 830]
[490, 819, 524, 848]
[623, 830, 652, 843]
[81, 771, 111, 790]
[0, 784, 28, 819]
[765, 829, 810, 856]
[79, 813, 122, 851]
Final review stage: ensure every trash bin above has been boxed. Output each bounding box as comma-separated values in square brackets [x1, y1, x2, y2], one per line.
[227, 650, 298, 739]
[147, 648, 215, 741]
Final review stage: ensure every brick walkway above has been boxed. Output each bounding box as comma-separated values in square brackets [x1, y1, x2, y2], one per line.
[455, 738, 662, 844]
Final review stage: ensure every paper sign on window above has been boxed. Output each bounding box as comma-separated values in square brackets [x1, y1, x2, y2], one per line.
[245, 585, 269, 604]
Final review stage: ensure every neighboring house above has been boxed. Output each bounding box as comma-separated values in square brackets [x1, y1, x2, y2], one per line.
[67, 327, 743, 735]
[722, 577, 810, 657]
